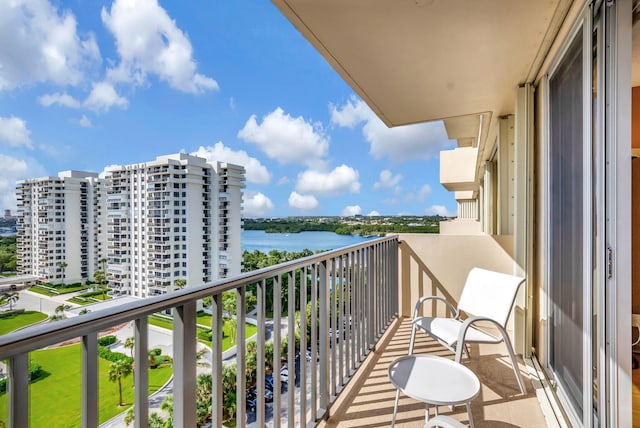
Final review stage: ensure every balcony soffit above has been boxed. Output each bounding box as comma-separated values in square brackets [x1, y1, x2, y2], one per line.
[272, 0, 563, 127]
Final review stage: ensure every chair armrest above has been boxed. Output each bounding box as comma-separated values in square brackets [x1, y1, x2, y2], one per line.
[412, 296, 457, 319]
[454, 315, 503, 362]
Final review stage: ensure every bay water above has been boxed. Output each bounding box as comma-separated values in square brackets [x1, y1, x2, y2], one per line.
[242, 230, 377, 253]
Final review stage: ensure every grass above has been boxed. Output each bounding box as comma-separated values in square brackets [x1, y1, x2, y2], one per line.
[148, 314, 257, 351]
[0, 343, 172, 427]
[30, 285, 90, 296]
[29, 286, 57, 296]
[0, 311, 47, 334]
[66, 297, 92, 305]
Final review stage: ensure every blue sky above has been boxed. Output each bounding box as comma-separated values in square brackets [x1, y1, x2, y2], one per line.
[0, 0, 457, 218]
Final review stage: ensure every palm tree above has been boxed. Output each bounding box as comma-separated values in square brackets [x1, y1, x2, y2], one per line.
[108, 359, 133, 407]
[124, 336, 135, 387]
[50, 304, 71, 321]
[57, 261, 68, 286]
[5, 293, 19, 311]
[124, 336, 135, 360]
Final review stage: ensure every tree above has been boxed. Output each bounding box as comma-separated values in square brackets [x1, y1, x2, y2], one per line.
[5, 293, 18, 311]
[79, 308, 90, 315]
[108, 359, 133, 407]
[124, 336, 135, 387]
[50, 304, 71, 322]
[124, 336, 135, 360]
[196, 374, 213, 425]
[174, 279, 186, 291]
[57, 261, 68, 286]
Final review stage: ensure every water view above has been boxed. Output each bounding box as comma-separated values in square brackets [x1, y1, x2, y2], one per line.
[242, 229, 377, 253]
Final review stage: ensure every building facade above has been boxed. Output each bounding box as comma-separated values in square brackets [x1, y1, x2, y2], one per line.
[16, 171, 106, 285]
[104, 153, 245, 298]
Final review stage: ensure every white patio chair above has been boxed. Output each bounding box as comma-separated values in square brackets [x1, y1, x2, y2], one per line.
[426, 415, 467, 428]
[409, 267, 527, 394]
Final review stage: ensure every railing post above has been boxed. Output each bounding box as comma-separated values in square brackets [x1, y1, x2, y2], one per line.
[256, 280, 266, 428]
[273, 275, 282, 428]
[134, 318, 149, 428]
[173, 302, 197, 427]
[319, 259, 329, 416]
[369, 246, 376, 349]
[330, 257, 337, 398]
[82, 333, 98, 428]
[8, 353, 29, 428]
[212, 294, 223, 428]
[287, 270, 296, 428]
[236, 287, 246, 428]
[299, 266, 307, 425]
[310, 264, 318, 422]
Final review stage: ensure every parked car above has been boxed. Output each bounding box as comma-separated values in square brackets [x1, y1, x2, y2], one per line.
[246, 391, 257, 412]
[280, 364, 289, 383]
[249, 386, 274, 403]
[264, 388, 274, 402]
[265, 374, 274, 390]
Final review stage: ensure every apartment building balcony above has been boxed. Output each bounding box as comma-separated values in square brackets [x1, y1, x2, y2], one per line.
[0, 235, 550, 427]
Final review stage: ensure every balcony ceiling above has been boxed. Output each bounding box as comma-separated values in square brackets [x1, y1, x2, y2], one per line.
[272, 0, 565, 127]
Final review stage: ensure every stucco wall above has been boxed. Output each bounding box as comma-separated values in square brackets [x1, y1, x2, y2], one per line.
[397, 233, 516, 319]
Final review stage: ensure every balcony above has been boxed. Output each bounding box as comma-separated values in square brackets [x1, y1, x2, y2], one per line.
[0, 236, 549, 427]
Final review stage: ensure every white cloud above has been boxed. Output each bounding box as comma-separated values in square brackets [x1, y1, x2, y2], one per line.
[330, 96, 454, 162]
[0, 117, 33, 149]
[417, 184, 432, 201]
[79, 115, 92, 128]
[0, 0, 100, 91]
[277, 177, 290, 185]
[374, 169, 402, 189]
[295, 165, 360, 197]
[0, 154, 47, 211]
[238, 107, 329, 167]
[425, 205, 457, 217]
[288, 191, 319, 212]
[101, 0, 218, 94]
[243, 191, 274, 217]
[38, 92, 81, 108]
[100, 164, 123, 179]
[341, 205, 361, 216]
[192, 142, 271, 185]
[367, 210, 380, 216]
[84, 81, 128, 113]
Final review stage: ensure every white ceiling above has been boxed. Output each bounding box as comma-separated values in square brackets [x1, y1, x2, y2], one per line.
[272, 0, 564, 127]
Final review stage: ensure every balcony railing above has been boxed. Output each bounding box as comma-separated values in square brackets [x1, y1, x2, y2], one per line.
[0, 235, 398, 428]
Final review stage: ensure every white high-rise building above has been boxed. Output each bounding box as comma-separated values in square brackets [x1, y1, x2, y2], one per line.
[104, 153, 245, 298]
[16, 171, 106, 285]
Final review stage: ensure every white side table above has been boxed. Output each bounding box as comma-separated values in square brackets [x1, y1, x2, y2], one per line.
[388, 355, 480, 428]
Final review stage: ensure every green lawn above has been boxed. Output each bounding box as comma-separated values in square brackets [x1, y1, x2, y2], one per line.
[0, 311, 47, 334]
[0, 343, 172, 427]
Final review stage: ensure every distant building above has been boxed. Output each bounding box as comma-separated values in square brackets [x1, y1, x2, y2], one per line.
[104, 153, 245, 298]
[4, 209, 16, 220]
[15, 154, 245, 296]
[16, 171, 106, 285]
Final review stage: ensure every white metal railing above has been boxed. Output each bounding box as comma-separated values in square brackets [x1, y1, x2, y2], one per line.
[0, 235, 398, 428]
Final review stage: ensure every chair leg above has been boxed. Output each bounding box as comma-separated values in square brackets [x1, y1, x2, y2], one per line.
[391, 389, 400, 428]
[499, 326, 527, 395]
[409, 324, 417, 355]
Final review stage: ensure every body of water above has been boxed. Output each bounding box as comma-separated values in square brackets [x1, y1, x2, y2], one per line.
[242, 230, 377, 253]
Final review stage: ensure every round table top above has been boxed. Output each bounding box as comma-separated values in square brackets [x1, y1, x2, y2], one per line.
[388, 355, 480, 406]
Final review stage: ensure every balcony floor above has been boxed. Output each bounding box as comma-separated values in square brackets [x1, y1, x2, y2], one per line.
[320, 318, 549, 428]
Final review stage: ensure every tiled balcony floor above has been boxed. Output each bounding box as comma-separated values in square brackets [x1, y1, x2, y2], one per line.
[320, 317, 549, 427]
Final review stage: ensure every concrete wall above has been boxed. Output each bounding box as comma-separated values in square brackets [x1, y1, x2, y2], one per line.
[397, 233, 516, 320]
